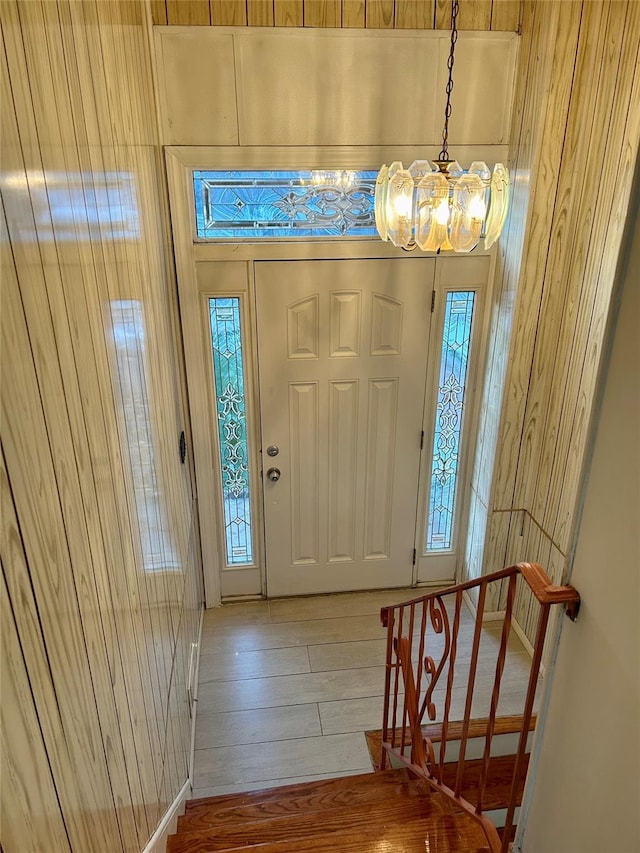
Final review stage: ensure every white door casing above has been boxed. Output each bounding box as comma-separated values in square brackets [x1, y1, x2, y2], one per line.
[256, 258, 434, 597]
[165, 148, 492, 605]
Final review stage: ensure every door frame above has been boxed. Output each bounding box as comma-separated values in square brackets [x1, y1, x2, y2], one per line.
[165, 146, 494, 606]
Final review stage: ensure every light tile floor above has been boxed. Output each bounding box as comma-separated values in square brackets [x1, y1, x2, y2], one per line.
[191, 588, 534, 799]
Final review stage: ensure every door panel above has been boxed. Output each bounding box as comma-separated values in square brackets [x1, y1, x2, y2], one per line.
[256, 258, 434, 597]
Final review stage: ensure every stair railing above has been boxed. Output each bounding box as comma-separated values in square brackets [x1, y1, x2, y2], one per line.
[380, 562, 580, 853]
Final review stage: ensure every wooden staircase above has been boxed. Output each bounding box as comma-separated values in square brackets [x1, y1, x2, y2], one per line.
[168, 564, 580, 852]
[167, 768, 493, 852]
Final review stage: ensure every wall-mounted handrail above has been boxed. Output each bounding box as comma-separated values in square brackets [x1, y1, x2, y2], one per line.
[379, 562, 579, 853]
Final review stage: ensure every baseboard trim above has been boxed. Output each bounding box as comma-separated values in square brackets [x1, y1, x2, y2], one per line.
[462, 589, 506, 623]
[510, 615, 534, 658]
[189, 604, 204, 784]
[142, 778, 191, 853]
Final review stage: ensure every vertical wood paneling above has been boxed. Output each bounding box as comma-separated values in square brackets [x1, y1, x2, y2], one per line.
[543, 2, 640, 550]
[167, 0, 210, 24]
[0, 2, 201, 852]
[211, 0, 248, 24]
[435, 0, 450, 29]
[395, 0, 434, 29]
[275, 0, 304, 25]
[149, 0, 521, 29]
[305, 0, 341, 26]
[248, 0, 275, 25]
[0, 566, 72, 853]
[522, 2, 626, 524]
[458, 0, 492, 30]
[438, 0, 497, 30]
[64, 4, 175, 791]
[2, 8, 143, 849]
[490, 0, 582, 511]
[0, 193, 127, 850]
[365, 0, 394, 28]
[150, 0, 168, 24]
[342, 0, 366, 26]
[491, 0, 520, 32]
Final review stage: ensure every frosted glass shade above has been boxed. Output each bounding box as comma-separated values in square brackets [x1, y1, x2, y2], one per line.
[385, 165, 415, 249]
[449, 173, 485, 253]
[415, 172, 450, 252]
[374, 164, 390, 242]
[484, 163, 510, 249]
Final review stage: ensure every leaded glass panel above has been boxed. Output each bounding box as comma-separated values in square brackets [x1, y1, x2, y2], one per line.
[194, 170, 377, 239]
[209, 297, 253, 566]
[426, 291, 475, 552]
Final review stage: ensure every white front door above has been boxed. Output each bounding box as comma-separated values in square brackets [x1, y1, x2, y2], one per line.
[256, 258, 434, 597]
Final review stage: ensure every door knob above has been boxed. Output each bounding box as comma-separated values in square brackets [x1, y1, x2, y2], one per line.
[266, 467, 281, 482]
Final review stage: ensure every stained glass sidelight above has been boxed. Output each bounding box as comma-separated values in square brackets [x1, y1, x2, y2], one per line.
[209, 298, 253, 566]
[426, 291, 475, 552]
[194, 170, 377, 239]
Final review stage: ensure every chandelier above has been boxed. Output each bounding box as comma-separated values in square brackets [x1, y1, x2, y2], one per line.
[374, 0, 510, 253]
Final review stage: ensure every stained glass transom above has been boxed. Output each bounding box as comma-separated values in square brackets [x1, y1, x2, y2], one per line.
[426, 291, 475, 552]
[209, 298, 253, 566]
[194, 170, 377, 239]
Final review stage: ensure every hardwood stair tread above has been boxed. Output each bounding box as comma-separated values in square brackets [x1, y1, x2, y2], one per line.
[168, 810, 491, 853]
[422, 714, 537, 743]
[365, 715, 536, 771]
[172, 792, 463, 850]
[185, 768, 410, 815]
[181, 772, 431, 829]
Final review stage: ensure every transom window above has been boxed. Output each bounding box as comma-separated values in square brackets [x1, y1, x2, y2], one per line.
[194, 169, 377, 240]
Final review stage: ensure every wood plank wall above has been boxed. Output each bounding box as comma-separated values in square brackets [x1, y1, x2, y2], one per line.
[0, 2, 202, 851]
[150, 0, 521, 30]
[463, 0, 640, 640]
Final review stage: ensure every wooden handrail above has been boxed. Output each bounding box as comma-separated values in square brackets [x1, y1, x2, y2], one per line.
[379, 562, 580, 853]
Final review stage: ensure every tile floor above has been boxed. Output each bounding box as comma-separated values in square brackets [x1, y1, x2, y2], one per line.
[191, 588, 534, 799]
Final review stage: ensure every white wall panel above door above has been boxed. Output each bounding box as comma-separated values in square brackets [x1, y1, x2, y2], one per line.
[235, 29, 439, 146]
[154, 27, 517, 148]
[154, 28, 239, 145]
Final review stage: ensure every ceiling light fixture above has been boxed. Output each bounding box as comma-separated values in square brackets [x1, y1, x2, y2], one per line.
[374, 0, 510, 253]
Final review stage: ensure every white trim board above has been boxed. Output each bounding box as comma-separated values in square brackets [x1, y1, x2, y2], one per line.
[141, 778, 191, 853]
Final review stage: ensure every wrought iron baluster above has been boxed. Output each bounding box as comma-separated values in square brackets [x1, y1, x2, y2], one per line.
[476, 572, 517, 814]
[454, 581, 487, 798]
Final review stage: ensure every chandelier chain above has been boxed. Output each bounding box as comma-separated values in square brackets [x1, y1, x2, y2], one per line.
[439, 0, 459, 162]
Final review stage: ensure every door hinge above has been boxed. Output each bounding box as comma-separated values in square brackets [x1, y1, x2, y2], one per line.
[420, 430, 424, 450]
[412, 548, 417, 566]
[431, 291, 436, 313]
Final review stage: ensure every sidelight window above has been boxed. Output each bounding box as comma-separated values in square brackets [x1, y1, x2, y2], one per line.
[426, 291, 475, 552]
[209, 297, 254, 566]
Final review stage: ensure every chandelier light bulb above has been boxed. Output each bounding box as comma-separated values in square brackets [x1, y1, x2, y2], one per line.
[393, 193, 412, 218]
[434, 198, 450, 226]
[468, 196, 487, 221]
